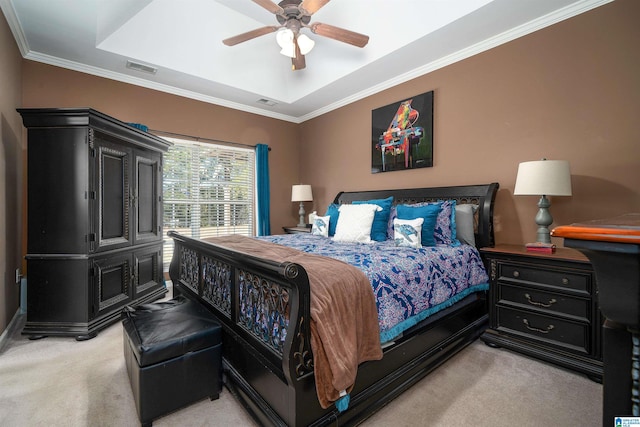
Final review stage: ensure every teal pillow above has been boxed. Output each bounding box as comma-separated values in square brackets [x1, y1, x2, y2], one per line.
[396, 203, 442, 246]
[353, 196, 393, 242]
[324, 203, 340, 236]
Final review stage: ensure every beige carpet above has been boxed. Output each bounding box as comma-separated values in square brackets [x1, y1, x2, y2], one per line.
[0, 315, 602, 427]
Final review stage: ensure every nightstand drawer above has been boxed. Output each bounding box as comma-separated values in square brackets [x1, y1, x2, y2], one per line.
[499, 263, 589, 293]
[497, 306, 589, 354]
[499, 284, 589, 320]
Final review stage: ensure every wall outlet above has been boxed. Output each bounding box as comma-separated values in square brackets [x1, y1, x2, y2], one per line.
[15, 268, 21, 284]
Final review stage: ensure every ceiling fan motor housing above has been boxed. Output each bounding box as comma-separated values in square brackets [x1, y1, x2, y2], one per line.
[276, 1, 311, 31]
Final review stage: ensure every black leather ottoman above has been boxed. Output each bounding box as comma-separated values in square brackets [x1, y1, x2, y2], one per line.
[122, 295, 222, 427]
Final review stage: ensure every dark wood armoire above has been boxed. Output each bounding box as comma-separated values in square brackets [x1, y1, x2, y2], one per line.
[18, 108, 172, 340]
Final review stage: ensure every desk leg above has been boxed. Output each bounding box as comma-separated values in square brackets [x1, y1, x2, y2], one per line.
[632, 329, 640, 416]
[603, 319, 632, 424]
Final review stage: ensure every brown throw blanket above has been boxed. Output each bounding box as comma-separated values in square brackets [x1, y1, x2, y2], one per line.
[205, 235, 382, 408]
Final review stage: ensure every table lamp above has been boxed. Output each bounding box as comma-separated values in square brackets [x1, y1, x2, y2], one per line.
[514, 159, 572, 244]
[291, 184, 313, 227]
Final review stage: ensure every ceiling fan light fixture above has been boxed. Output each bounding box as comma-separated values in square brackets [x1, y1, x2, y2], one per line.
[297, 34, 315, 55]
[280, 45, 296, 58]
[276, 28, 296, 57]
[276, 28, 294, 49]
[276, 27, 314, 58]
[226, 0, 368, 71]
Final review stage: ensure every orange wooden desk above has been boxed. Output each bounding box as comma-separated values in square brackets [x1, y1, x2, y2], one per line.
[552, 214, 640, 424]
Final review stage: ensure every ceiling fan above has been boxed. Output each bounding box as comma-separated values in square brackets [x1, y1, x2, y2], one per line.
[223, 0, 369, 71]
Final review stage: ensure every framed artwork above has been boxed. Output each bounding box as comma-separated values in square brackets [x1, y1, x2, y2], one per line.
[371, 90, 433, 173]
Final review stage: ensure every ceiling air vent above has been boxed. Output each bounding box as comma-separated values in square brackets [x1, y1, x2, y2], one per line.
[126, 60, 157, 75]
[257, 98, 277, 107]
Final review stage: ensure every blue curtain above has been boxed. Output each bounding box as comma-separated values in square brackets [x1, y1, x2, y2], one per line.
[256, 144, 271, 236]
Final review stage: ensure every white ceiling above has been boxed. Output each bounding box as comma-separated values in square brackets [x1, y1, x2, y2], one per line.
[1, 0, 611, 123]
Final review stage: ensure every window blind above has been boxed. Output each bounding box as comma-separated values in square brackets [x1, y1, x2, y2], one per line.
[162, 137, 255, 268]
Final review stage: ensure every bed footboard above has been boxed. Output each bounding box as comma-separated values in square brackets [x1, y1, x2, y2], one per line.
[168, 231, 315, 425]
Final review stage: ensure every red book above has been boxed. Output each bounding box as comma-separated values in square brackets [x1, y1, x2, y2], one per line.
[525, 242, 556, 253]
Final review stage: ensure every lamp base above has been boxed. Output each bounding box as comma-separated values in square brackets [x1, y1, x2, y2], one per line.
[534, 195, 553, 244]
[298, 202, 306, 228]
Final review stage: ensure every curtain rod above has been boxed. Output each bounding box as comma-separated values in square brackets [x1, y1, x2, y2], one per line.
[148, 129, 271, 151]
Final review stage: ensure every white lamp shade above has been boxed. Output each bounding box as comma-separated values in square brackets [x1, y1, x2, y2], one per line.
[297, 34, 315, 55]
[514, 160, 572, 196]
[279, 45, 296, 58]
[276, 28, 294, 49]
[291, 184, 313, 202]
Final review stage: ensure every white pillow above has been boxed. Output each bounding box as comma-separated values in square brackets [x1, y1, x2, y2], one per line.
[333, 204, 381, 243]
[393, 217, 424, 248]
[455, 204, 479, 246]
[311, 215, 331, 237]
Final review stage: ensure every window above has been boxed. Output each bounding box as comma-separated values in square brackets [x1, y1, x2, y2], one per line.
[162, 137, 255, 268]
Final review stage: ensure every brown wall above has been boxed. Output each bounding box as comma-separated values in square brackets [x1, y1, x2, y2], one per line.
[299, 0, 640, 246]
[0, 10, 23, 333]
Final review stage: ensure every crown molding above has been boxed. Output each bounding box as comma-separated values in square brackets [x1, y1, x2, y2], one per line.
[0, 0, 30, 56]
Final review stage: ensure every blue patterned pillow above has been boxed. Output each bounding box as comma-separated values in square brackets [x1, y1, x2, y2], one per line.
[387, 200, 459, 246]
[353, 196, 393, 242]
[324, 203, 340, 236]
[396, 203, 441, 247]
[434, 200, 458, 246]
[393, 218, 423, 248]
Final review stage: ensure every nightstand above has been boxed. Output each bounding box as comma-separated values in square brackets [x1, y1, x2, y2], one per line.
[480, 244, 603, 381]
[282, 226, 311, 234]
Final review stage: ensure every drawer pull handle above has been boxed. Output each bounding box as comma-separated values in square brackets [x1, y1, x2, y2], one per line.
[513, 270, 520, 278]
[522, 318, 555, 334]
[524, 293, 557, 308]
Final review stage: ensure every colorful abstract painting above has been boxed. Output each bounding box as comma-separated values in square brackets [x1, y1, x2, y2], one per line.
[371, 91, 433, 173]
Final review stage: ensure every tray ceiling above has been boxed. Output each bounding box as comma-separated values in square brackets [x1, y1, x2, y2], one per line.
[1, 0, 611, 122]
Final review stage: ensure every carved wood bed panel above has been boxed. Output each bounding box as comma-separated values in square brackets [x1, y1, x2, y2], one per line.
[168, 182, 499, 426]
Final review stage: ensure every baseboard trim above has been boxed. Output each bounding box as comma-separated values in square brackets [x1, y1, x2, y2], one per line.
[0, 309, 25, 354]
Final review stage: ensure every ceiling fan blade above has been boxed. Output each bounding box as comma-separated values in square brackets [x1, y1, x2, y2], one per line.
[251, 0, 284, 15]
[299, 0, 330, 15]
[222, 26, 279, 46]
[291, 38, 306, 70]
[310, 22, 369, 48]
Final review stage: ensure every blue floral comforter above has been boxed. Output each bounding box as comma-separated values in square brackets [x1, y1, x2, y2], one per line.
[258, 234, 489, 343]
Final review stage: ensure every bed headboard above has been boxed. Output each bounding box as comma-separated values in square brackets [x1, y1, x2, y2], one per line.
[332, 182, 499, 248]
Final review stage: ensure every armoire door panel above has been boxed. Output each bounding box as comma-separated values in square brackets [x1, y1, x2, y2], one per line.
[93, 253, 132, 319]
[27, 127, 90, 254]
[94, 135, 132, 252]
[134, 244, 163, 298]
[102, 153, 126, 239]
[134, 152, 162, 244]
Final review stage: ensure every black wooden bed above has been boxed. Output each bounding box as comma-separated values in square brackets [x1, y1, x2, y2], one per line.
[168, 182, 499, 426]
